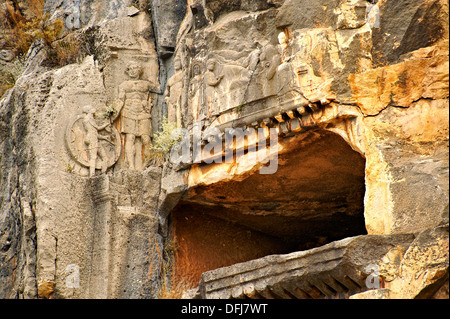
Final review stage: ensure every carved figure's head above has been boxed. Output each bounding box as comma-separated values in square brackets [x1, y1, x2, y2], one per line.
[82, 105, 96, 115]
[125, 62, 143, 79]
[174, 57, 182, 71]
[192, 62, 202, 76]
[278, 32, 288, 46]
[206, 59, 216, 71]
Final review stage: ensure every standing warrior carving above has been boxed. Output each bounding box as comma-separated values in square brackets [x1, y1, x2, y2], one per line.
[114, 61, 158, 170]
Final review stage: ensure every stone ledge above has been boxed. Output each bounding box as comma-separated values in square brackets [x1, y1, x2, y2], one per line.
[190, 233, 415, 299]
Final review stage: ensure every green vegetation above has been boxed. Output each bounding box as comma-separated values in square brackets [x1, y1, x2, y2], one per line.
[102, 104, 117, 119]
[234, 102, 245, 114]
[149, 118, 181, 165]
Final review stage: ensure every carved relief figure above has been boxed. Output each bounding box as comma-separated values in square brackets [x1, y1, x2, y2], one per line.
[278, 31, 294, 64]
[66, 105, 121, 176]
[276, 31, 301, 105]
[261, 44, 280, 96]
[115, 61, 157, 170]
[293, 30, 336, 105]
[241, 48, 260, 103]
[204, 58, 224, 119]
[243, 48, 261, 74]
[245, 45, 280, 102]
[213, 60, 251, 113]
[189, 61, 204, 123]
[81, 105, 110, 177]
[165, 57, 184, 127]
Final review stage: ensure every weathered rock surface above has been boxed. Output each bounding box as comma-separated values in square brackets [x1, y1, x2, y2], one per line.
[363, 98, 449, 235]
[150, 0, 187, 57]
[349, 39, 449, 116]
[388, 224, 449, 299]
[1, 2, 166, 299]
[1, 0, 448, 299]
[44, 0, 135, 29]
[371, 0, 449, 67]
[0, 76, 39, 299]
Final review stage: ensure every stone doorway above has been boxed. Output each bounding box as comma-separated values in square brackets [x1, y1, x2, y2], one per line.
[169, 129, 367, 288]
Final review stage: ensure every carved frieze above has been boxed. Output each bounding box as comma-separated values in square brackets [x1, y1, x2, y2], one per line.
[176, 25, 341, 131]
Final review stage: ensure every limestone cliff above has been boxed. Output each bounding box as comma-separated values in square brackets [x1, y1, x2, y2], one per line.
[0, 0, 448, 299]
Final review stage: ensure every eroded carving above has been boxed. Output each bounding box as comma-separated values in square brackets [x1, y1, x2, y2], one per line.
[204, 58, 224, 120]
[165, 57, 184, 127]
[215, 59, 252, 114]
[245, 44, 280, 102]
[278, 31, 294, 64]
[276, 31, 302, 106]
[178, 24, 343, 132]
[64, 0, 81, 30]
[66, 105, 121, 176]
[189, 61, 205, 123]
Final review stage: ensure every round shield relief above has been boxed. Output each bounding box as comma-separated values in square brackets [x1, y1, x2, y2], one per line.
[65, 115, 122, 170]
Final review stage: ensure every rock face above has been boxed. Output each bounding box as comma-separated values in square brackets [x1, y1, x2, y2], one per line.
[0, 0, 448, 299]
[1, 2, 165, 298]
[150, 0, 187, 57]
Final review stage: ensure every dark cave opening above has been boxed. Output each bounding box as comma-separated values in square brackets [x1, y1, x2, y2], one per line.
[169, 130, 367, 287]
